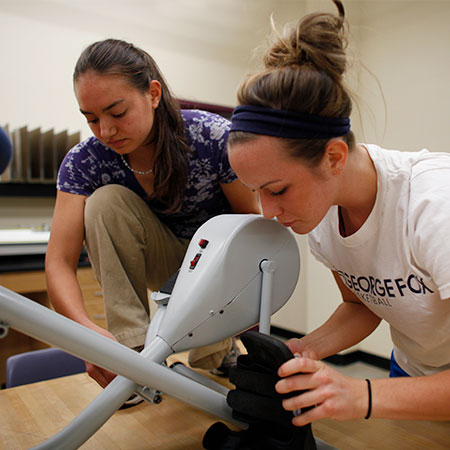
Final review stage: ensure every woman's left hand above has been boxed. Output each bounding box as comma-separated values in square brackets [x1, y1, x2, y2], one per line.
[275, 356, 369, 426]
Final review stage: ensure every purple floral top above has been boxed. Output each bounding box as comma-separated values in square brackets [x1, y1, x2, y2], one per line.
[57, 110, 237, 239]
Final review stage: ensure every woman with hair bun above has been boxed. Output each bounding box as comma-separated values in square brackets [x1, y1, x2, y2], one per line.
[45, 39, 260, 398]
[228, 0, 450, 423]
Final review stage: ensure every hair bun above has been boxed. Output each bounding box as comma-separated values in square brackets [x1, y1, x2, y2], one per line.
[264, 0, 347, 81]
[235, 0, 353, 124]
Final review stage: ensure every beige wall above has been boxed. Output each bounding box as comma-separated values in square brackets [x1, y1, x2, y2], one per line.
[350, 1, 450, 153]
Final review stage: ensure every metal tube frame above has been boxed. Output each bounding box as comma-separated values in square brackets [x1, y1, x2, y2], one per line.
[0, 262, 277, 449]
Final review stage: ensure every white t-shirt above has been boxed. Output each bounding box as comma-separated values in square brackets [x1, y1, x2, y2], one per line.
[308, 145, 450, 376]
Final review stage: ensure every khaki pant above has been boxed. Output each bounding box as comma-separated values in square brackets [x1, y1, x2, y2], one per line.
[84, 185, 231, 369]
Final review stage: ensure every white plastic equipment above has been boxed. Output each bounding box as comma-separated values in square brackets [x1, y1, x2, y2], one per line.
[0, 214, 300, 449]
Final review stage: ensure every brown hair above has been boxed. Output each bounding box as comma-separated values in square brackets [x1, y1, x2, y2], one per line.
[74, 39, 190, 214]
[229, 0, 354, 166]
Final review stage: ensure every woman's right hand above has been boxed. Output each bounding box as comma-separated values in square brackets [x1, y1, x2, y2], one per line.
[83, 323, 120, 388]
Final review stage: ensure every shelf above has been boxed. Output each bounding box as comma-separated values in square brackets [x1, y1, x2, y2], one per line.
[0, 183, 57, 197]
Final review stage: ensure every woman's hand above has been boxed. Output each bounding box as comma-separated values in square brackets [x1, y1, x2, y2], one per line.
[285, 338, 319, 360]
[83, 323, 119, 388]
[275, 356, 368, 426]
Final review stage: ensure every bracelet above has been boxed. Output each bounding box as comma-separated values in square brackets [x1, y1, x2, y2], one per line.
[364, 379, 372, 420]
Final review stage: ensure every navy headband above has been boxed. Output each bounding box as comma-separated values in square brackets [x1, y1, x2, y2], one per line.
[230, 105, 351, 139]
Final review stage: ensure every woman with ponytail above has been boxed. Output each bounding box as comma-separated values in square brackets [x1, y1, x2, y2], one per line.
[45, 39, 259, 395]
[228, 1, 450, 423]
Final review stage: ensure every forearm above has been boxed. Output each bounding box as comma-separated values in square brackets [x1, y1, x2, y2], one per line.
[46, 257, 118, 387]
[372, 370, 450, 421]
[46, 261, 93, 327]
[45, 191, 94, 325]
[300, 301, 381, 360]
[277, 356, 450, 425]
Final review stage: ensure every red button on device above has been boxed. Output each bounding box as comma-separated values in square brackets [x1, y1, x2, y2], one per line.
[198, 239, 209, 249]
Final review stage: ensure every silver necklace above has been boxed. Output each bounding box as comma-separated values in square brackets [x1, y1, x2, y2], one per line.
[120, 154, 153, 175]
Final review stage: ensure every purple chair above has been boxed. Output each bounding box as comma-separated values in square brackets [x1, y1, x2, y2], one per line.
[6, 347, 86, 388]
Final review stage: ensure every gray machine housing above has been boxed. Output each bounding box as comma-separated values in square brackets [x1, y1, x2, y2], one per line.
[158, 214, 300, 352]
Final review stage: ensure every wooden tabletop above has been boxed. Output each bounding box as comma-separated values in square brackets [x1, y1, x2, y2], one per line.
[0, 372, 449, 450]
